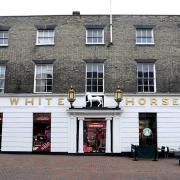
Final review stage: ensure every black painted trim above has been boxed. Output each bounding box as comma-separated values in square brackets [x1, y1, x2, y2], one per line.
[0, 25, 10, 30]
[134, 25, 155, 29]
[33, 59, 56, 64]
[135, 59, 157, 63]
[83, 59, 107, 63]
[35, 25, 56, 30]
[0, 60, 8, 65]
[111, 119, 113, 153]
[85, 25, 105, 29]
[76, 118, 79, 153]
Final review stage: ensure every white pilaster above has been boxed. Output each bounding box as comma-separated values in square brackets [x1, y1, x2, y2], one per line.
[105, 117, 112, 153]
[78, 117, 84, 153]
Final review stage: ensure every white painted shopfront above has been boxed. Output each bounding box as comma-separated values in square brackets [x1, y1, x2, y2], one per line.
[0, 94, 180, 153]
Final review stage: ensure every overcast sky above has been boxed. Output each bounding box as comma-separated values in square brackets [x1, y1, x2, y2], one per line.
[0, 0, 179, 16]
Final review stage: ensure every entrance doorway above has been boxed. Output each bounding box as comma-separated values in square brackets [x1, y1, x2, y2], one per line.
[139, 113, 157, 146]
[33, 113, 51, 152]
[83, 119, 106, 153]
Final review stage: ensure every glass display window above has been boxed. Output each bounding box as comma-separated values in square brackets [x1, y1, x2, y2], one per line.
[83, 120, 106, 153]
[33, 113, 51, 152]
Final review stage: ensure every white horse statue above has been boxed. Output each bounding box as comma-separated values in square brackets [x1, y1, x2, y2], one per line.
[86, 93, 103, 107]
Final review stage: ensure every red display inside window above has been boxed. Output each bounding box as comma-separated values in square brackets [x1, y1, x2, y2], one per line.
[33, 113, 51, 152]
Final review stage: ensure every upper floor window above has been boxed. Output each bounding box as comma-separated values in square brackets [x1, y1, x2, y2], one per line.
[0, 66, 6, 93]
[34, 64, 53, 93]
[137, 63, 156, 93]
[0, 31, 8, 46]
[36, 30, 55, 45]
[86, 63, 104, 93]
[136, 28, 154, 44]
[86, 28, 104, 44]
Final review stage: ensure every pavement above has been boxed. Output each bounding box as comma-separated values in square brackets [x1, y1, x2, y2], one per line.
[0, 154, 179, 180]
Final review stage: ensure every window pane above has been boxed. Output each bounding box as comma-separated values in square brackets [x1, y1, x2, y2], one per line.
[92, 79, 97, 86]
[138, 79, 143, 85]
[3, 39, 8, 45]
[92, 86, 97, 92]
[149, 79, 154, 85]
[87, 79, 91, 85]
[93, 72, 97, 78]
[98, 79, 103, 85]
[147, 30, 152, 37]
[136, 37, 141, 43]
[138, 86, 143, 92]
[149, 64, 154, 72]
[0, 80, 4, 89]
[142, 30, 146, 37]
[98, 72, 103, 78]
[87, 30, 92, 37]
[136, 30, 141, 37]
[98, 64, 103, 72]
[47, 86, 52, 92]
[93, 38, 98, 43]
[87, 86, 91, 92]
[87, 64, 92, 72]
[87, 72, 92, 78]
[98, 86, 103, 92]
[142, 38, 146, 43]
[97, 30, 103, 37]
[147, 38, 152, 43]
[87, 37, 93, 43]
[149, 86, 154, 92]
[47, 79, 52, 86]
[149, 72, 154, 78]
[0, 32, 3, 38]
[97, 37, 103, 43]
[138, 71, 142, 78]
[4, 32, 8, 38]
[93, 64, 97, 72]
[144, 86, 149, 92]
[0, 39, 3, 44]
[144, 79, 148, 85]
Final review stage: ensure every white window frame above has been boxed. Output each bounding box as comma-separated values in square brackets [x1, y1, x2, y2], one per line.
[136, 28, 154, 45]
[137, 63, 156, 93]
[86, 28, 104, 45]
[0, 31, 8, 46]
[85, 63, 104, 95]
[0, 65, 6, 93]
[34, 64, 53, 93]
[36, 30, 55, 45]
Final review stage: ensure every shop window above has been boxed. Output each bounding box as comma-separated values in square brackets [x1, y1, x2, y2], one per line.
[83, 120, 106, 153]
[0, 113, 2, 150]
[33, 113, 51, 152]
[139, 113, 157, 146]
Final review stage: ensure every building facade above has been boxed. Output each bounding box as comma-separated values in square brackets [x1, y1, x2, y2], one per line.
[0, 14, 180, 153]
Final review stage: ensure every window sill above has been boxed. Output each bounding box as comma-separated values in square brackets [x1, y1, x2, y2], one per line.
[33, 92, 53, 94]
[0, 45, 8, 47]
[137, 92, 156, 94]
[136, 43, 155, 46]
[35, 44, 55, 46]
[85, 43, 105, 46]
